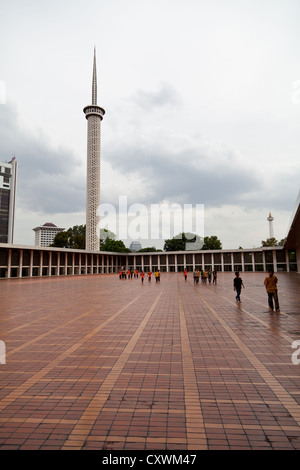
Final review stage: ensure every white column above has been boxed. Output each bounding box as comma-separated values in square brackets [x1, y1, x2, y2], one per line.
[7, 249, 11, 278]
[273, 250, 277, 273]
[19, 250, 23, 278]
[57, 252, 60, 276]
[29, 250, 33, 277]
[91, 254, 94, 274]
[262, 251, 266, 272]
[49, 251, 52, 276]
[252, 252, 255, 272]
[39, 251, 43, 277]
[79, 253, 82, 275]
[285, 250, 290, 273]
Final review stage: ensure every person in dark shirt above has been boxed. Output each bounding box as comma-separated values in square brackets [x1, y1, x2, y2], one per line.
[233, 271, 245, 302]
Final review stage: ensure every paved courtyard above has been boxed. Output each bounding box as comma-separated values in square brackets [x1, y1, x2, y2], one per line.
[0, 271, 299, 450]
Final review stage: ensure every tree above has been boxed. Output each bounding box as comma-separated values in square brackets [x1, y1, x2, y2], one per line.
[51, 225, 85, 249]
[261, 237, 278, 247]
[202, 236, 222, 250]
[100, 228, 116, 244]
[51, 225, 129, 251]
[164, 236, 185, 252]
[101, 238, 131, 253]
[70, 224, 86, 236]
[70, 225, 86, 249]
[278, 238, 286, 246]
[51, 230, 73, 248]
[164, 233, 205, 251]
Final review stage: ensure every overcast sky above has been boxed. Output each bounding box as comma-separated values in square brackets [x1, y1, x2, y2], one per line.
[0, 0, 299, 249]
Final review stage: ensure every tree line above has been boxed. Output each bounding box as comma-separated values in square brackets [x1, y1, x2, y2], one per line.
[51, 225, 284, 252]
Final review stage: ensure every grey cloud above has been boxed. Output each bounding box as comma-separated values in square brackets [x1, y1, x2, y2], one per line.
[0, 103, 85, 213]
[105, 135, 260, 206]
[104, 130, 298, 212]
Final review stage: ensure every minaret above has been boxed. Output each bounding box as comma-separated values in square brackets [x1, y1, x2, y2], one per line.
[267, 212, 274, 239]
[83, 48, 105, 251]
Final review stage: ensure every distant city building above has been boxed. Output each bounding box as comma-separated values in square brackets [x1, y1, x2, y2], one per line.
[33, 222, 65, 247]
[130, 240, 142, 252]
[0, 157, 17, 243]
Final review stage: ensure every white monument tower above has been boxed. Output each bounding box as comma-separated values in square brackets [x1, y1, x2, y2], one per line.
[267, 212, 274, 239]
[83, 48, 105, 251]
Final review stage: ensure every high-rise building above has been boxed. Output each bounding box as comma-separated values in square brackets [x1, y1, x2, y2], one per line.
[33, 222, 65, 247]
[0, 157, 17, 244]
[83, 48, 105, 251]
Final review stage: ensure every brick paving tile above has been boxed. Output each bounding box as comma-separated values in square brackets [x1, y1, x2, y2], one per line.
[0, 272, 299, 451]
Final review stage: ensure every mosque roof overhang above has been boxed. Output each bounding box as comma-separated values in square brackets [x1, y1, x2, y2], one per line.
[284, 190, 300, 250]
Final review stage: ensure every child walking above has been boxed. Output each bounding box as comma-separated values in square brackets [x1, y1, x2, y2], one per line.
[233, 271, 245, 302]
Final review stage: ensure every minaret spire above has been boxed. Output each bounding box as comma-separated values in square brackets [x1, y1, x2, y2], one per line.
[92, 46, 97, 105]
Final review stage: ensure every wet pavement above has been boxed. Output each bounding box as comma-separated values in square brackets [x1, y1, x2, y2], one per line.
[0, 272, 299, 450]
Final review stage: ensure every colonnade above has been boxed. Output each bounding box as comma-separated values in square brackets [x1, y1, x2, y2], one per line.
[0, 244, 297, 279]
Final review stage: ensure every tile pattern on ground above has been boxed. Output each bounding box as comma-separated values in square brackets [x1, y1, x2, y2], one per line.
[0, 272, 299, 450]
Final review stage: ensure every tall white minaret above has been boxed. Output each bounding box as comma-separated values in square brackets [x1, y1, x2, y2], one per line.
[83, 48, 105, 251]
[267, 212, 274, 239]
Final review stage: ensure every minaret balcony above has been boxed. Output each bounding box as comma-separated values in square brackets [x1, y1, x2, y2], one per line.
[83, 105, 105, 119]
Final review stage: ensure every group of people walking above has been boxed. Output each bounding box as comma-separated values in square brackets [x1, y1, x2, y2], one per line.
[190, 268, 217, 285]
[187, 268, 280, 313]
[233, 269, 280, 312]
[119, 267, 281, 313]
[119, 269, 161, 283]
[119, 268, 138, 279]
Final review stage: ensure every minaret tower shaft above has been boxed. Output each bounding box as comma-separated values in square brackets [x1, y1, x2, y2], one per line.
[83, 48, 105, 251]
[267, 212, 274, 239]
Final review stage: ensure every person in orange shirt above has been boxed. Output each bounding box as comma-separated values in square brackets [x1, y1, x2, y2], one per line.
[264, 270, 280, 312]
[148, 271, 152, 281]
[141, 271, 144, 283]
[184, 269, 187, 281]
